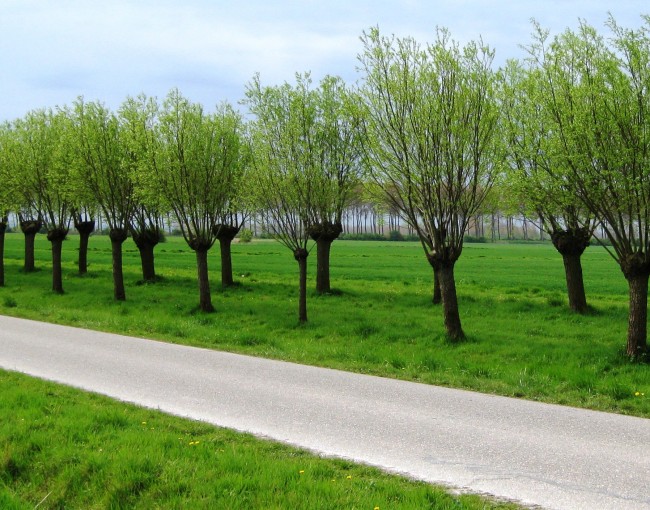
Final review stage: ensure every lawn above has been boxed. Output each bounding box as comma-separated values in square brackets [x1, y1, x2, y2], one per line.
[0, 232, 648, 418]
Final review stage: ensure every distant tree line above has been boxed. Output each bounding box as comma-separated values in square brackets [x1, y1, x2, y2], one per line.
[0, 16, 649, 357]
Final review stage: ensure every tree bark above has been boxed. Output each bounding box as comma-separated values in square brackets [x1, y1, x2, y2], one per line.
[132, 228, 161, 283]
[75, 220, 95, 274]
[47, 228, 68, 294]
[562, 253, 587, 313]
[550, 229, 590, 314]
[621, 253, 650, 357]
[438, 261, 464, 341]
[626, 272, 649, 357]
[0, 220, 6, 287]
[214, 224, 240, 288]
[315, 237, 333, 293]
[432, 265, 442, 304]
[426, 250, 443, 305]
[20, 220, 41, 273]
[195, 247, 214, 312]
[109, 229, 128, 301]
[294, 248, 308, 323]
[308, 221, 342, 294]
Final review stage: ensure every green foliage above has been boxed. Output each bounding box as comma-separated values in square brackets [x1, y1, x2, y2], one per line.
[237, 228, 253, 243]
[388, 230, 404, 241]
[358, 27, 501, 260]
[153, 90, 246, 249]
[339, 232, 386, 241]
[70, 98, 134, 232]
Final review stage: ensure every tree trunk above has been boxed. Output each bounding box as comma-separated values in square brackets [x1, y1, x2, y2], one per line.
[109, 229, 128, 301]
[75, 220, 95, 274]
[132, 228, 161, 283]
[438, 261, 464, 341]
[620, 252, 650, 357]
[20, 220, 41, 273]
[432, 265, 442, 304]
[137, 241, 156, 282]
[626, 272, 649, 357]
[47, 228, 68, 294]
[214, 224, 240, 287]
[308, 221, 342, 294]
[315, 237, 334, 293]
[562, 253, 587, 313]
[0, 220, 6, 287]
[294, 248, 308, 323]
[550, 229, 590, 314]
[195, 247, 214, 313]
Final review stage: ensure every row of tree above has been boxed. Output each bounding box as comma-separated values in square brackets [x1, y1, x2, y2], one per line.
[0, 17, 649, 357]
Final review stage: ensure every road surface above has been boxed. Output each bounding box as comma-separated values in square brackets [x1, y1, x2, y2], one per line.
[0, 315, 648, 509]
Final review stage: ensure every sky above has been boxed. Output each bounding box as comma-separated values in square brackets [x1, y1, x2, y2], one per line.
[1, 0, 647, 121]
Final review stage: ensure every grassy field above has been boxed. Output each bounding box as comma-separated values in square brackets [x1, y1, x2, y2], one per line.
[0, 370, 520, 509]
[0, 232, 648, 419]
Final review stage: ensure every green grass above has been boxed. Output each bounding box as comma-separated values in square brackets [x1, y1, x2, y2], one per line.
[0, 370, 520, 509]
[0, 233, 648, 418]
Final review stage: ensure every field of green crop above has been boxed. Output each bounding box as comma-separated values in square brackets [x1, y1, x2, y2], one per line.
[0, 232, 648, 418]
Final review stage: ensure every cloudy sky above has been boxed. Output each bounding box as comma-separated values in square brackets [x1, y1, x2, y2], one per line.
[1, 0, 647, 120]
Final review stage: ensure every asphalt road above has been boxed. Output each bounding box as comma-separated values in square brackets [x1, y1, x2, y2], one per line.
[0, 315, 648, 510]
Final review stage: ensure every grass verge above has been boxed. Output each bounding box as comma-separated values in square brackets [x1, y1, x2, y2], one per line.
[0, 369, 520, 509]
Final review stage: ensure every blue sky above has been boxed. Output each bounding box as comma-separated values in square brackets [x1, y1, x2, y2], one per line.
[1, 0, 647, 120]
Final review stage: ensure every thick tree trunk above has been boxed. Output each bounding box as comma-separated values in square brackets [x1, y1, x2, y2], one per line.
[438, 261, 464, 341]
[137, 241, 156, 282]
[20, 220, 41, 273]
[109, 229, 128, 301]
[315, 238, 333, 293]
[132, 228, 161, 283]
[621, 253, 650, 357]
[47, 228, 68, 294]
[308, 221, 342, 294]
[294, 248, 308, 323]
[195, 247, 214, 312]
[626, 273, 649, 357]
[75, 220, 95, 274]
[218, 237, 234, 287]
[562, 253, 587, 313]
[550, 229, 590, 314]
[0, 220, 6, 287]
[214, 224, 240, 288]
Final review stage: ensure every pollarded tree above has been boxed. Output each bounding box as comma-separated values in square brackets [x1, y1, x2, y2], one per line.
[71, 201, 97, 275]
[154, 90, 246, 312]
[213, 200, 250, 288]
[2, 120, 43, 273]
[528, 17, 650, 356]
[12, 109, 75, 293]
[120, 96, 167, 283]
[70, 98, 136, 301]
[358, 27, 501, 340]
[305, 75, 364, 294]
[501, 60, 597, 313]
[244, 73, 325, 323]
